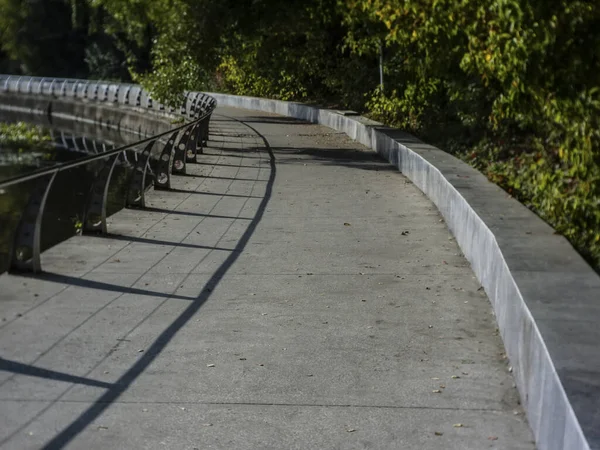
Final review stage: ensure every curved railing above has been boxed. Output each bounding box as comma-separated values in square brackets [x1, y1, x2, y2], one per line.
[0, 75, 217, 273]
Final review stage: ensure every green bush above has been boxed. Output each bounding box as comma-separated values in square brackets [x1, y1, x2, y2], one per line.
[344, 0, 600, 271]
[0, 122, 52, 153]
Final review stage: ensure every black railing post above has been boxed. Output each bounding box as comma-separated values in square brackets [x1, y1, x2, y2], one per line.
[185, 123, 201, 163]
[191, 93, 199, 118]
[10, 173, 57, 273]
[172, 125, 193, 175]
[200, 116, 210, 145]
[155, 131, 179, 191]
[127, 140, 156, 208]
[82, 154, 120, 234]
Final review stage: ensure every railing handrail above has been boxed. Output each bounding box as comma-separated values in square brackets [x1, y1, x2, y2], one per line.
[0, 110, 207, 189]
[0, 75, 217, 273]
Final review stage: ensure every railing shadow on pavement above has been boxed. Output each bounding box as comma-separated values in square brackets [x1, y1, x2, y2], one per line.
[16, 271, 199, 301]
[31, 110, 277, 450]
[0, 96, 278, 449]
[0, 357, 114, 389]
[93, 232, 244, 251]
[139, 206, 254, 220]
[271, 146, 399, 172]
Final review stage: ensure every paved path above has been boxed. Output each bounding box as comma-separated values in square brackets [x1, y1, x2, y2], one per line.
[0, 107, 534, 449]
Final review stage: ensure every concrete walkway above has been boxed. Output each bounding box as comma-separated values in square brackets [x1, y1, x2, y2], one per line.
[0, 107, 534, 449]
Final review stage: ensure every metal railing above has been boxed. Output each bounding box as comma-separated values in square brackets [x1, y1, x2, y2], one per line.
[0, 75, 217, 273]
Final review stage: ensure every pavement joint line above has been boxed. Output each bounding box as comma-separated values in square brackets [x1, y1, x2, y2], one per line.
[0, 398, 509, 413]
[81, 272, 453, 276]
[194, 272, 462, 276]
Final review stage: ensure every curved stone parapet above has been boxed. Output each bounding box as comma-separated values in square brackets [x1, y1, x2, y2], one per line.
[0, 75, 215, 118]
[207, 93, 599, 450]
[0, 75, 216, 140]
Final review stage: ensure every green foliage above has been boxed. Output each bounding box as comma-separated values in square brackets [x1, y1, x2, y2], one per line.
[2, 0, 598, 270]
[0, 122, 53, 153]
[0, 0, 136, 80]
[0, 0, 88, 76]
[463, 136, 600, 269]
[350, 0, 600, 270]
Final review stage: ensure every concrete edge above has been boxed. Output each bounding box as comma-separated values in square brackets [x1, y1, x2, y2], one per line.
[0, 93, 184, 139]
[205, 92, 599, 450]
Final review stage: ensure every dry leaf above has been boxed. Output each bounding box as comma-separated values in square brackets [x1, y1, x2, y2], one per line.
[344, 223, 351, 226]
[432, 389, 442, 393]
[488, 436, 498, 441]
[434, 432, 443, 436]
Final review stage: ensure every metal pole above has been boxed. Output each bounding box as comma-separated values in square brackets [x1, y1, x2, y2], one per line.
[379, 40, 384, 93]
